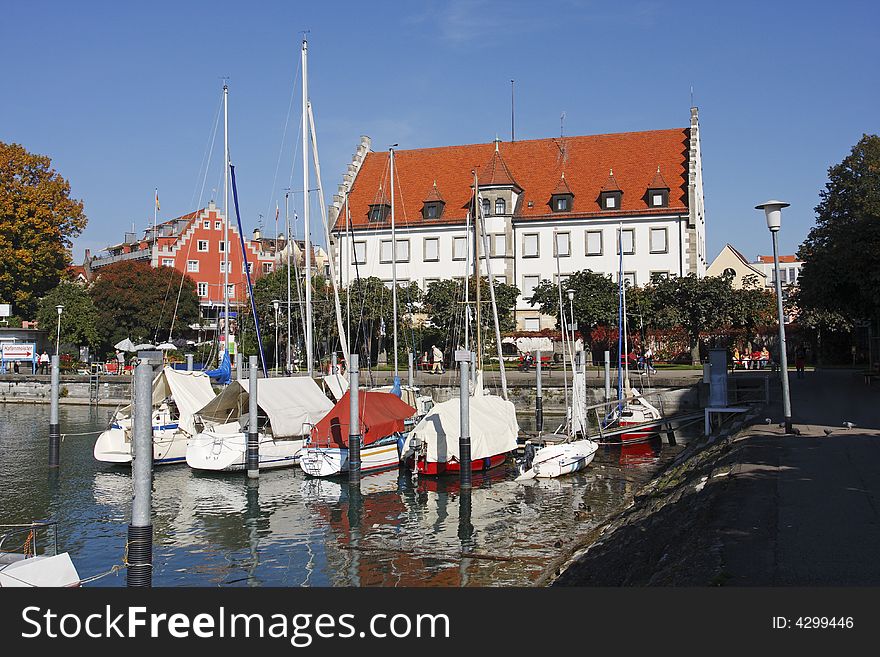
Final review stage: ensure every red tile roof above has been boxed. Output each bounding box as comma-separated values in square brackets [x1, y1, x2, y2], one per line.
[648, 166, 670, 190]
[757, 255, 799, 263]
[339, 128, 690, 229]
[551, 173, 573, 196]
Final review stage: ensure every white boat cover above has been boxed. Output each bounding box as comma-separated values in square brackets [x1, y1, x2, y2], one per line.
[116, 367, 216, 436]
[514, 336, 553, 353]
[195, 376, 333, 439]
[322, 373, 349, 401]
[401, 389, 519, 464]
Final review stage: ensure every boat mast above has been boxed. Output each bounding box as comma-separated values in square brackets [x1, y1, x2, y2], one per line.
[223, 83, 230, 357]
[285, 190, 292, 374]
[302, 37, 313, 377]
[464, 207, 470, 353]
[390, 146, 398, 379]
[622, 226, 631, 394]
[474, 170, 482, 372]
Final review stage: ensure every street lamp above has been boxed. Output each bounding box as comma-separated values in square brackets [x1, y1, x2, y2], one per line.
[566, 288, 577, 358]
[272, 299, 280, 376]
[756, 199, 793, 434]
[55, 305, 64, 357]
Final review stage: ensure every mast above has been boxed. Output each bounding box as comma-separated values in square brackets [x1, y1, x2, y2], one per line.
[464, 208, 470, 353]
[153, 187, 158, 265]
[621, 223, 631, 394]
[473, 170, 482, 371]
[390, 146, 398, 379]
[285, 191, 292, 374]
[223, 83, 230, 356]
[302, 37, 313, 377]
[554, 229, 570, 432]
[345, 192, 351, 352]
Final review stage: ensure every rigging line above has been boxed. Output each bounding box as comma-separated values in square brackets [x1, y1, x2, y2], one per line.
[190, 91, 224, 211]
[265, 56, 302, 228]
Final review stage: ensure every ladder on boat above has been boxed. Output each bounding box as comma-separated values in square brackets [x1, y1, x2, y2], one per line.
[88, 365, 100, 405]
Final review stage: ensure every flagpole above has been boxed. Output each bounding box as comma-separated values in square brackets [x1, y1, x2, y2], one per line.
[285, 191, 292, 375]
[302, 37, 313, 378]
[223, 83, 230, 359]
[153, 187, 158, 265]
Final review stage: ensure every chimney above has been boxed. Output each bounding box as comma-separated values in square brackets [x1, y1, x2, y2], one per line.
[252, 228, 261, 241]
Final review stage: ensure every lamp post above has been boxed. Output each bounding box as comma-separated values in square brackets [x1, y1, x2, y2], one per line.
[55, 305, 64, 356]
[272, 299, 280, 376]
[566, 289, 576, 350]
[756, 199, 793, 434]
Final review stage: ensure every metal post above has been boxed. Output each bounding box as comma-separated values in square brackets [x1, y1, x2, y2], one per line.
[127, 362, 153, 587]
[331, 351, 337, 376]
[408, 351, 414, 390]
[186, 354, 194, 372]
[235, 351, 243, 381]
[48, 355, 60, 468]
[604, 350, 611, 403]
[535, 349, 543, 433]
[772, 231, 793, 433]
[348, 353, 361, 485]
[247, 356, 259, 479]
[456, 349, 472, 489]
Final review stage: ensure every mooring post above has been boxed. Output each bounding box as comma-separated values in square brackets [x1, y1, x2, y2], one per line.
[331, 351, 337, 375]
[535, 349, 543, 433]
[247, 355, 259, 479]
[348, 353, 361, 485]
[186, 354, 194, 372]
[604, 350, 611, 403]
[408, 351, 414, 389]
[456, 349, 472, 489]
[128, 361, 153, 587]
[48, 354, 61, 468]
[235, 351, 243, 381]
[666, 422, 677, 446]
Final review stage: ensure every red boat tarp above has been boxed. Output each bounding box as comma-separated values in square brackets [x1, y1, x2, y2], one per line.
[310, 390, 416, 448]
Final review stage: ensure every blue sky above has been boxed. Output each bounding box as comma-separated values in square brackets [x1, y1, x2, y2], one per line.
[2, 0, 877, 263]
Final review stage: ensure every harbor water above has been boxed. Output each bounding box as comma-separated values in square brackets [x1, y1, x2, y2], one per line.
[0, 403, 694, 586]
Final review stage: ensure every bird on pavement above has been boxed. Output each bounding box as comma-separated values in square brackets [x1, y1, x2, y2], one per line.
[843, 421, 856, 429]
[778, 423, 786, 428]
[823, 429, 834, 436]
[765, 418, 772, 425]
[791, 427, 802, 436]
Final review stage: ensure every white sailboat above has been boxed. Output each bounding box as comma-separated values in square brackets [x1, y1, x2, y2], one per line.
[186, 376, 332, 472]
[93, 367, 216, 465]
[0, 522, 80, 587]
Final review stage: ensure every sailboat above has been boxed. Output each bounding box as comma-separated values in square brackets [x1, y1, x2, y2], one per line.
[400, 167, 519, 475]
[93, 366, 216, 465]
[515, 229, 598, 481]
[608, 223, 662, 440]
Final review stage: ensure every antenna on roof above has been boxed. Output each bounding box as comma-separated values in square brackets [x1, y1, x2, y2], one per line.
[560, 111, 566, 139]
[690, 85, 694, 107]
[510, 79, 515, 143]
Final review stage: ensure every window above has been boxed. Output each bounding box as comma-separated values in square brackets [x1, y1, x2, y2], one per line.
[215, 221, 222, 230]
[491, 234, 507, 257]
[396, 239, 410, 263]
[494, 275, 507, 286]
[242, 262, 253, 275]
[203, 220, 210, 229]
[522, 274, 541, 301]
[452, 236, 468, 261]
[495, 198, 506, 215]
[523, 233, 539, 258]
[162, 258, 174, 267]
[788, 267, 796, 282]
[219, 240, 227, 252]
[652, 193, 665, 207]
[554, 273, 571, 285]
[219, 261, 228, 273]
[554, 232, 570, 257]
[353, 241, 367, 265]
[649, 227, 668, 253]
[601, 191, 622, 210]
[422, 202, 443, 220]
[368, 204, 390, 222]
[650, 271, 670, 281]
[779, 269, 787, 284]
[187, 260, 199, 272]
[621, 272, 636, 287]
[617, 228, 635, 255]
[380, 240, 393, 263]
[227, 284, 235, 298]
[723, 267, 736, 278]
[382, 280, 394, 290]
[481, 198, 490, 217]
[606, 195, 616, 209]
[585, 231, 603, 256]
[424, 278, 440, 290]
[197, 282, 208, 297]
[424, 237, 440, 262]
[198, 240, 209, 252]
[523, 317, 541, 331]
[551, 194, 573, 212]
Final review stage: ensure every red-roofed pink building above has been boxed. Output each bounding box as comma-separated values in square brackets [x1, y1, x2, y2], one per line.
[329, 109, 707, 330]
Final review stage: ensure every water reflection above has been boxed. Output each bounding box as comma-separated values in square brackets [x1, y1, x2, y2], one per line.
[0, 404, 690, 587]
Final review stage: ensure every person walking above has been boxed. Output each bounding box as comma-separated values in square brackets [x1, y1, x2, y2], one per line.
[38, 350, 50, 375]
[431, 344, 444, 374]
[116, 349, 125, 375]
[644, 346, 656, 374]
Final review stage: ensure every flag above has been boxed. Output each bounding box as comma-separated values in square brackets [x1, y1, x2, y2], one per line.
[155, 189, 160, 211]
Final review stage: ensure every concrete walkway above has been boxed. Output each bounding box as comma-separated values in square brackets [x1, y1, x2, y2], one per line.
[719, 368, 880, 585]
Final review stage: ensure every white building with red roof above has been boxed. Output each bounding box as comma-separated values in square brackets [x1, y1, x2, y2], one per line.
[329, 108, 707, 330]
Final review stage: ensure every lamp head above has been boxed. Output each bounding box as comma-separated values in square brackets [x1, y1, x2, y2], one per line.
[755, 200, 790, 232]
[55, 305, 64, 315]
[566, 289, 575, 302]
[272, 299, 280, 311]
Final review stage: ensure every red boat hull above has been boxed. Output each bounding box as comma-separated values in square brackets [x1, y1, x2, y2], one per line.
[618, 421, 659, 442]
[415, 453, 509, 476]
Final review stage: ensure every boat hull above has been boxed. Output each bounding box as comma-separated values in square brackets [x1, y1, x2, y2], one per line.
[299, 440, 401, 478]
[186, 431, 304, 472]
[531, 440, 598, 479]
[415, 452, 509, 476]
[93, 425, 189, 465]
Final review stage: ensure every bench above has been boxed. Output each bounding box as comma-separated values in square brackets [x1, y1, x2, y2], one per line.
[517, 355, 553, 374]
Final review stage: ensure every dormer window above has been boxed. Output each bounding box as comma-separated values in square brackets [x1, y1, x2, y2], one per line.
[551, 194, 573, 212]
[645, 166, 670, 208]
[495, 198, 506, 215]
[600, 191, 622, 210]
[422, 202, 443, 220]
[368, 203, 390, 222]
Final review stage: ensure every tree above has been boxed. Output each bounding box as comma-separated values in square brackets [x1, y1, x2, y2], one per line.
[36, 281, 98, 350]
[645, 274, 734, 364]
[797, 134, 880, 326]
[529, 270, 618, 345]
[88, 262, 199, 355]
[0, 142, 87, 318]
[727, 275, 777, 344]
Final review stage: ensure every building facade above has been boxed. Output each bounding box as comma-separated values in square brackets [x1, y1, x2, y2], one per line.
[751, 254, 803, 289]
[329, 109, 707, 330]
[707, 244, 767, 288]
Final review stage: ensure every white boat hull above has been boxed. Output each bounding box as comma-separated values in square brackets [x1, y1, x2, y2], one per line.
[516, 438, 598, 481]
[0, 553, 80, 587]
[299, 439, 401, 478]
[186, 430, 304, 472]
[93, 425, 189, 465]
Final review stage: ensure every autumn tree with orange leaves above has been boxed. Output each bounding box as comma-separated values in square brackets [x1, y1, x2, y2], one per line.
[0, 142, 87, 318]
